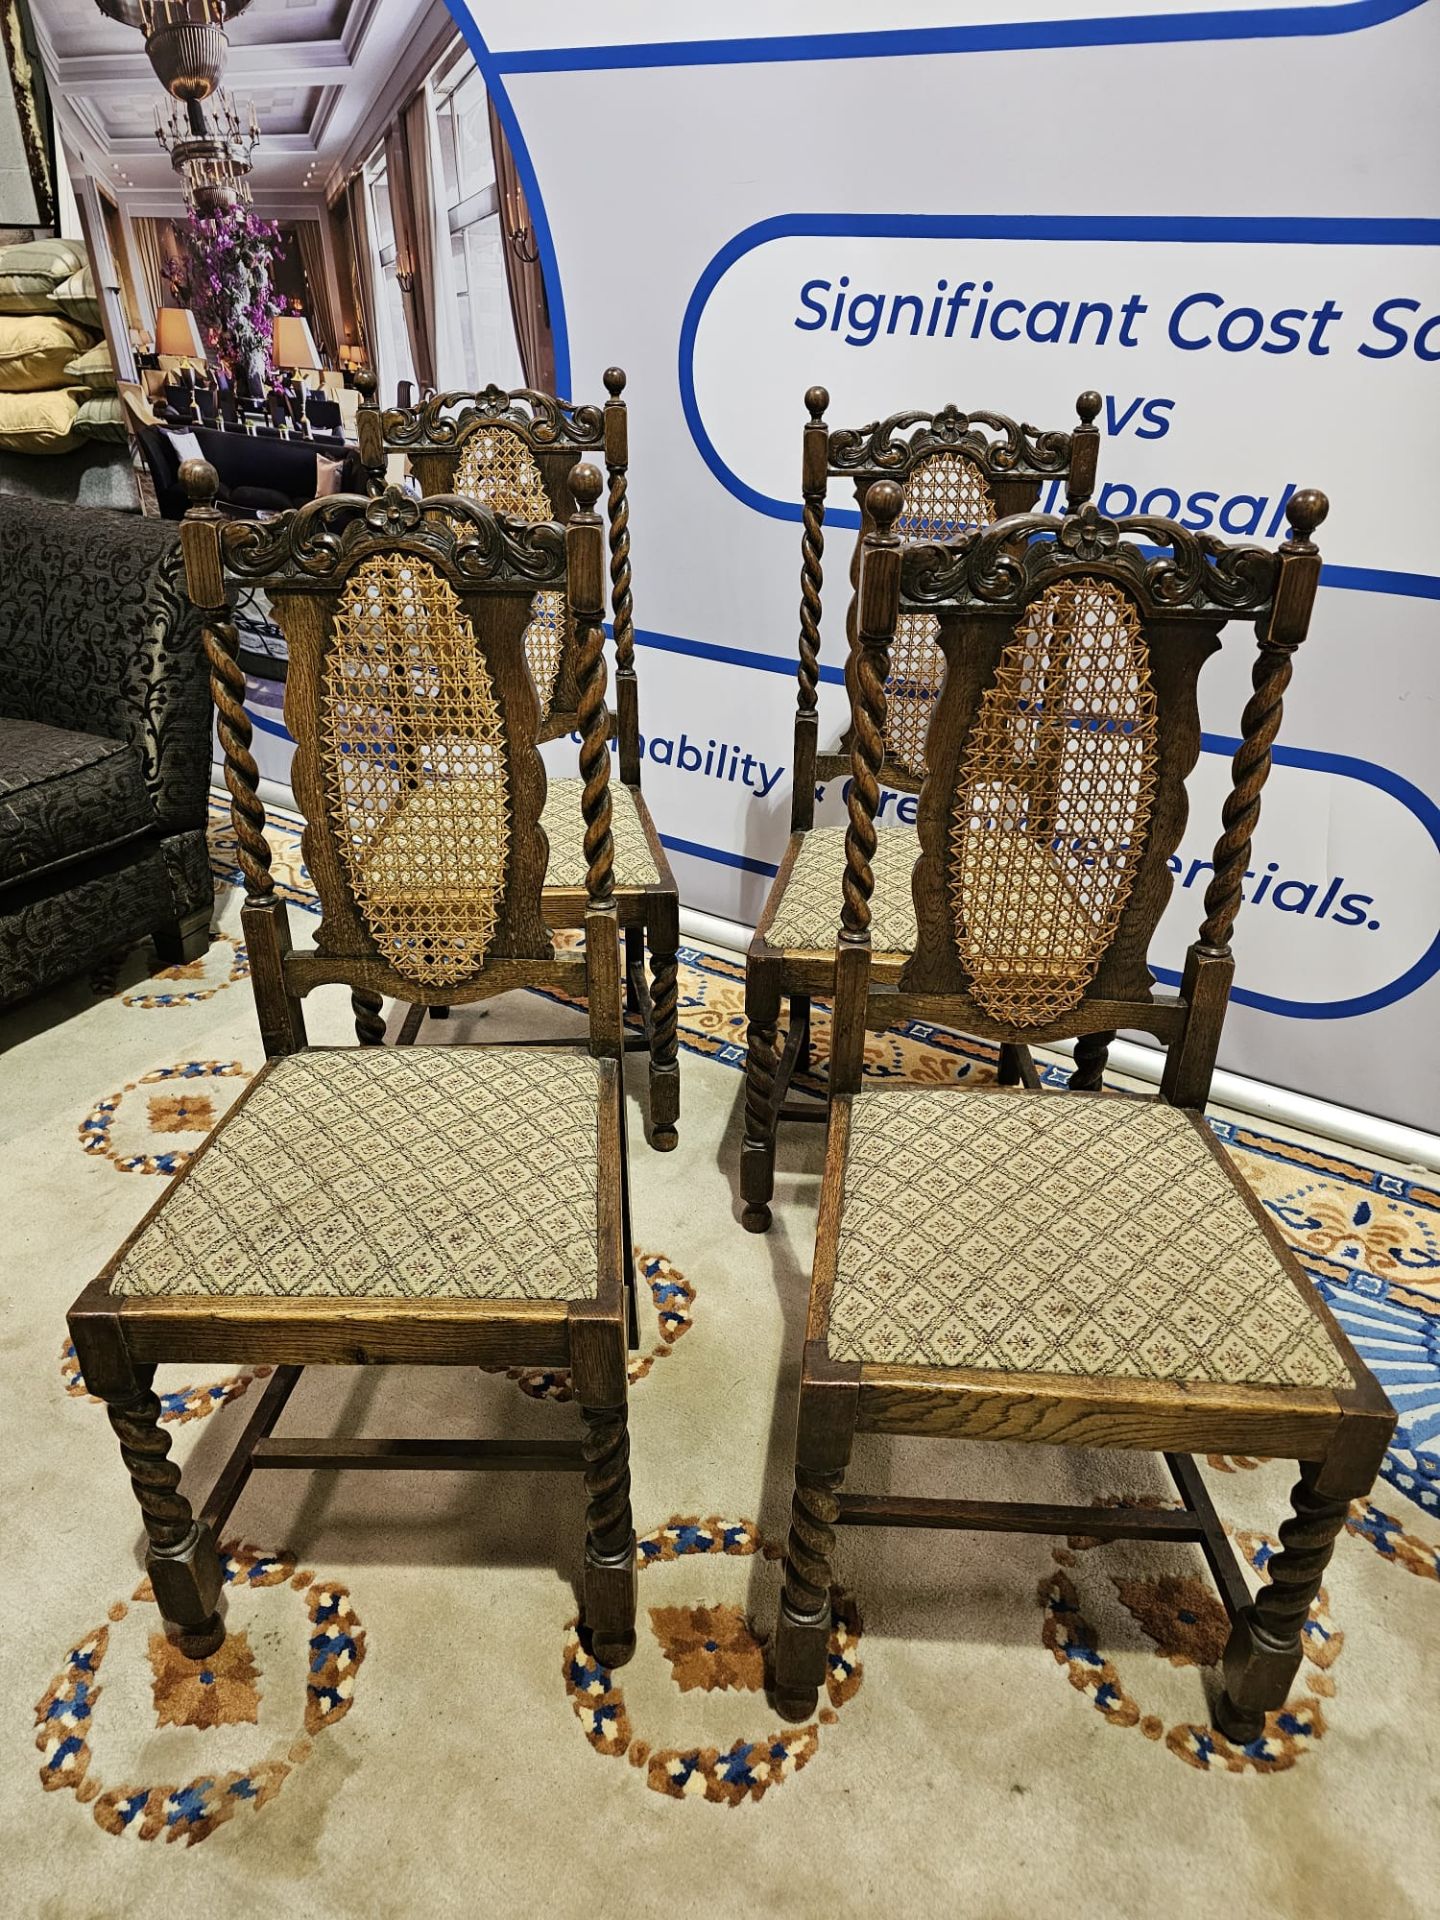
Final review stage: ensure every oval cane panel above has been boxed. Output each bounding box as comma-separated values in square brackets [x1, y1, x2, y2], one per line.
[888, 453, 998, 777]
[454, 424, 566, 720]
[321, 552, 510, 986]
[950, 577, 1159, 1026]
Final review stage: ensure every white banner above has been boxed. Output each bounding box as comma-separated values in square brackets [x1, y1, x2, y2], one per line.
[436, 0, 1440, 1126]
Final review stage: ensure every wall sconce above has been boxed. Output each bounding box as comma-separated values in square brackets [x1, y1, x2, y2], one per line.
[395, 253, 415, 295]
[503, 188, 538, 265]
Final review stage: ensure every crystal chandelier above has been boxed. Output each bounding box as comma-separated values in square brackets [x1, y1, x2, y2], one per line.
[94, 0, 261, 213]
[154, 89, 260, 213]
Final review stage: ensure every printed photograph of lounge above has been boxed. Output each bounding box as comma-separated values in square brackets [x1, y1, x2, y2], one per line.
[2, 0, 546, 545]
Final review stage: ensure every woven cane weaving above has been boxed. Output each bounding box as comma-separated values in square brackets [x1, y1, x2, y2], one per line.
[766, 825, 918, 953]
[109, 1047, 601, 1300]
[541, 777, 661, 889]
[884, 453, 998, 777]
[829, 1090, 1349, 1387]
[322, 553, 511, 988]
[522, 589, 567, 719]
[951, 578, 1159, 1027]
[452, 425, 567, 716]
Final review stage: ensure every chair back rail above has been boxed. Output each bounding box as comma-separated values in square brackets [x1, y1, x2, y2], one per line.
[177, 456, 621, 1061]
[795, 391, 1102, 817]
[830, 482, 1327, 1106]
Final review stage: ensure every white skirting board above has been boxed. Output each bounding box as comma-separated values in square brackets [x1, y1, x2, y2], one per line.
[232, 784, 1440, 1175]
[678, 906, 1440, 1175]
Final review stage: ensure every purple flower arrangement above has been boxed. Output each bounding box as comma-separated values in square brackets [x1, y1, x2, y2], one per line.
[167, 208, 286, 385]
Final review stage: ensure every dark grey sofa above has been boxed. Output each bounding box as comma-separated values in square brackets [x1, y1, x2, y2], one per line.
[0, 496, 214, 1009]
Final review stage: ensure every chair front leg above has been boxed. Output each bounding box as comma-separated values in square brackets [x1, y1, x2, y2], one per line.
[101, 1364, 226, 1658]
[579, 1402, 637, 1669]
[741, 962, 782, 1232]
[646, 895, 680, 1152]
[1215, 1458, 1356, 1743]
[773, 1358, 858, 1721]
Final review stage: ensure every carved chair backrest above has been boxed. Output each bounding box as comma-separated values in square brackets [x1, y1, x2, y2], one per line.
[792, 392, 1102, 824]
[178, 458, 622, 1060]
[357, 374, 641, 780]
[832, 485, 1329, 1109]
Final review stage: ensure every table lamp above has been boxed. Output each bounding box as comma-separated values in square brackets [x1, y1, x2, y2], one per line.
[155, 308, 207, 424]
[273, 314, 321, 436]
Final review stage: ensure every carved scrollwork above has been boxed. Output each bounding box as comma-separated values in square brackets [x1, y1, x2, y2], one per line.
[218, 486, 569, 590]
[380, 386, 606, 452]
[899, 501, 1282, 618]
[827, 404, 1074, 482]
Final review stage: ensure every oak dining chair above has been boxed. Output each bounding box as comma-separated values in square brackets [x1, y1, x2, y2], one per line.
[67, 460, 639, 1673]
[356, 373, 680, 1150]
[741, 391, 1101, 1229]
[769, 481, 1395, 1747]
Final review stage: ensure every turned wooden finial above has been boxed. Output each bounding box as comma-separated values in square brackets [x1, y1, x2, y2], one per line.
[603, 366, 626, 398]
[569, 460, 603, 512]
[1286, 489, 1328, 544]
[866, 478, 904, 535]
[354, 367, 377, 401]
[805, 385, 829, 421]
[180, 458, 220, 510]
[1075, 389, 1102, 427]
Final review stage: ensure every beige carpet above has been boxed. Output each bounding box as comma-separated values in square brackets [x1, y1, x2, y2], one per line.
[2, 817, 1438, 1919]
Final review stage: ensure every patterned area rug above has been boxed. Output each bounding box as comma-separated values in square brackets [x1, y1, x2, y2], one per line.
[0, 796, 1434, 1918]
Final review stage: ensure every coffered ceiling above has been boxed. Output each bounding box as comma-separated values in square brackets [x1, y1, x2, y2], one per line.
[31, 0, 457, 202]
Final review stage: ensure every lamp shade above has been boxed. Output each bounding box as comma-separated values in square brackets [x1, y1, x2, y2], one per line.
[273, 315, 321, 372]
[155, 308, 207, 360]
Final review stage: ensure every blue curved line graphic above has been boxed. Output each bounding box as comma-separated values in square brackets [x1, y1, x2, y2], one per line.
[677, 210, 1440, 599]
[444, 13, 572, 395]
[491, 0, 1428, 73]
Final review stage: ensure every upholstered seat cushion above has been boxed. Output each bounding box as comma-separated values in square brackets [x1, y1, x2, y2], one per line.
[765, 825, 918, 953]
[542, 777, 660, 888]
[829, 1088, 1349, 1389]
[0, 717, 155, 890]
[110, 1046, 603, 1301]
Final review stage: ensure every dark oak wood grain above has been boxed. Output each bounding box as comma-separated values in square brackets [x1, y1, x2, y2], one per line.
[67, 458, 639, 1672]
[770, 487, 1397, 1746]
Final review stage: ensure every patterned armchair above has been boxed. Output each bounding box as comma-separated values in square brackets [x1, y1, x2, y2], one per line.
[0, 497, 214, 1008]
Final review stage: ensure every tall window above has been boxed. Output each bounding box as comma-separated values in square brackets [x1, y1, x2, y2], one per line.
[364, 154, 417, 401]
[432, 49, 523, 390]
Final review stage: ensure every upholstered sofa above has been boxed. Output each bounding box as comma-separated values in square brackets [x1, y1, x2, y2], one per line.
[0, 496, 214, 1009]
[132, 421, 352, 520]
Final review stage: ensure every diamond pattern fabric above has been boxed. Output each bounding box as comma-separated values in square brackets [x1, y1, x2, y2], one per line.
[765, 825, 918, 953]
[829, 1089, 1349, 1388]
[110, 1047, 601, 1301]
[542, 777, 660, 889]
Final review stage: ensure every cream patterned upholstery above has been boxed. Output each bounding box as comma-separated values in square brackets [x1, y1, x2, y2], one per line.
[830, 1089, 1349, 1389]
[765, 825, 918, 953]
[542, 777, 659, 888]
[110, 1047, 601, 1301]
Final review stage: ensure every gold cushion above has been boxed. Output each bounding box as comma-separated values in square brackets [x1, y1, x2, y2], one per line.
[830, 1089, 1350, 1389]
[109, 1046, 602, 1302]
[51, 266, 104, 330]
[0, 387, 80, 454]
[0, 237, 86, 312]
[542, 777, 660, 888]
[765, 825, 918, 953]
[0, 312, 93, 391]
[73, 395, 128, 444]
[64, 339, 117, 392]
